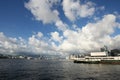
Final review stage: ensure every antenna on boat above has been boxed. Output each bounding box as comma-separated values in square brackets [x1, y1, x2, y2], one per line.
[104, 45, 109, 56]
[100, 45, 109, 56]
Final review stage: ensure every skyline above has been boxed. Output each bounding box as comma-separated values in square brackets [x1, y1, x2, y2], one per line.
[0, 0, 120, 56]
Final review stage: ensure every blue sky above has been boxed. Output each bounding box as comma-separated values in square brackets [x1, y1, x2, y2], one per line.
[0, 0, 120, 56]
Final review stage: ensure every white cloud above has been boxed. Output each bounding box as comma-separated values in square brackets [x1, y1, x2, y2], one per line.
[98, 6, 105, 11]
[82, 14, 117, 39]
[58, 14, 120, 53]
[25, 0, 68, 31]
[50, 31, 63, 43]
[0, 32, 59, 55]
[0, 14, 120, 56]
[28, 33, 48, 51]
[28, 32, 58, 55]
[25, 0, 60, 24]
[62, 0, 95, 21]
[111, 35, 120, 49]
[25, 0, 95, 22]
[1, 0, 120, 56]
[55, 20, 68, 31]
[0, 32, 29, 55]
[37, 32, 43, 38]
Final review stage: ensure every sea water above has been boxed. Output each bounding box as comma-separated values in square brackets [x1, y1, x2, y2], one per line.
[0, 59, 120, 80]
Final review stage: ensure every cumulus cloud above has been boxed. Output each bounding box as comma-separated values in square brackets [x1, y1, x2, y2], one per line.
[55, 20, 68, 31]
[98, 6, 105, 11]
[62, 0, 95, 21]
[0, 32, 29, 55]
[28, 32, 59, 55]
[28, 33, 49, 53]
[25, 0, 60, 24]
[0, 32, 59, 55]
[25, 0, 120, 56]
[50, 31, 63, 43]
[25, 0, 96, 23]
[25, 0, 68, 31]
[82, 14, 117, 39]
[0, 13, 120, 56]
[1, 0, 119, 56]
[58, 14, 120, 53]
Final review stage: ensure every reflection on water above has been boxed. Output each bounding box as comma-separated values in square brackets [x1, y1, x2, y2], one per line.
[0, 59, 120, 80]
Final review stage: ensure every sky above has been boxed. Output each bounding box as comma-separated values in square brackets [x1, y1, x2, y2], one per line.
[0, 0, 120, 56]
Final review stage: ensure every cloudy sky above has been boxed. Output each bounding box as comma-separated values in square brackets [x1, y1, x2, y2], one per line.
[0, 0, 120, 56]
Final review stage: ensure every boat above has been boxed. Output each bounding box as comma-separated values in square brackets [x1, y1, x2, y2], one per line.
[73, 56, 120, 64]
[71, 46, 120, 64]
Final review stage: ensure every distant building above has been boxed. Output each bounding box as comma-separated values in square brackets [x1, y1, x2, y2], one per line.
[19, 56, 24, 59]
[26, 57, 32, 60]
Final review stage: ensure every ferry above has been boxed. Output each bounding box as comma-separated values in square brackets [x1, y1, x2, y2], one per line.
[73, 56, 120, 64]
[71, 46, 120, 64]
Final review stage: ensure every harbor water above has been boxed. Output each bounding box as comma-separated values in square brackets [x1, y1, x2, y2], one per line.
[0, 59, 120, 80]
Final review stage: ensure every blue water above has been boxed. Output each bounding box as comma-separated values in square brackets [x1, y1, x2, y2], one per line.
[0, 59, 120, 80]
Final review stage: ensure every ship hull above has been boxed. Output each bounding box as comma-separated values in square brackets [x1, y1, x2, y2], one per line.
[74, 60, 120, 64]
[74, 60, 100, 64]
[100, 60, 120, 64]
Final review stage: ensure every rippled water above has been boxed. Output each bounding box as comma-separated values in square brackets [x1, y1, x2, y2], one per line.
[0, 59, 120, 80]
